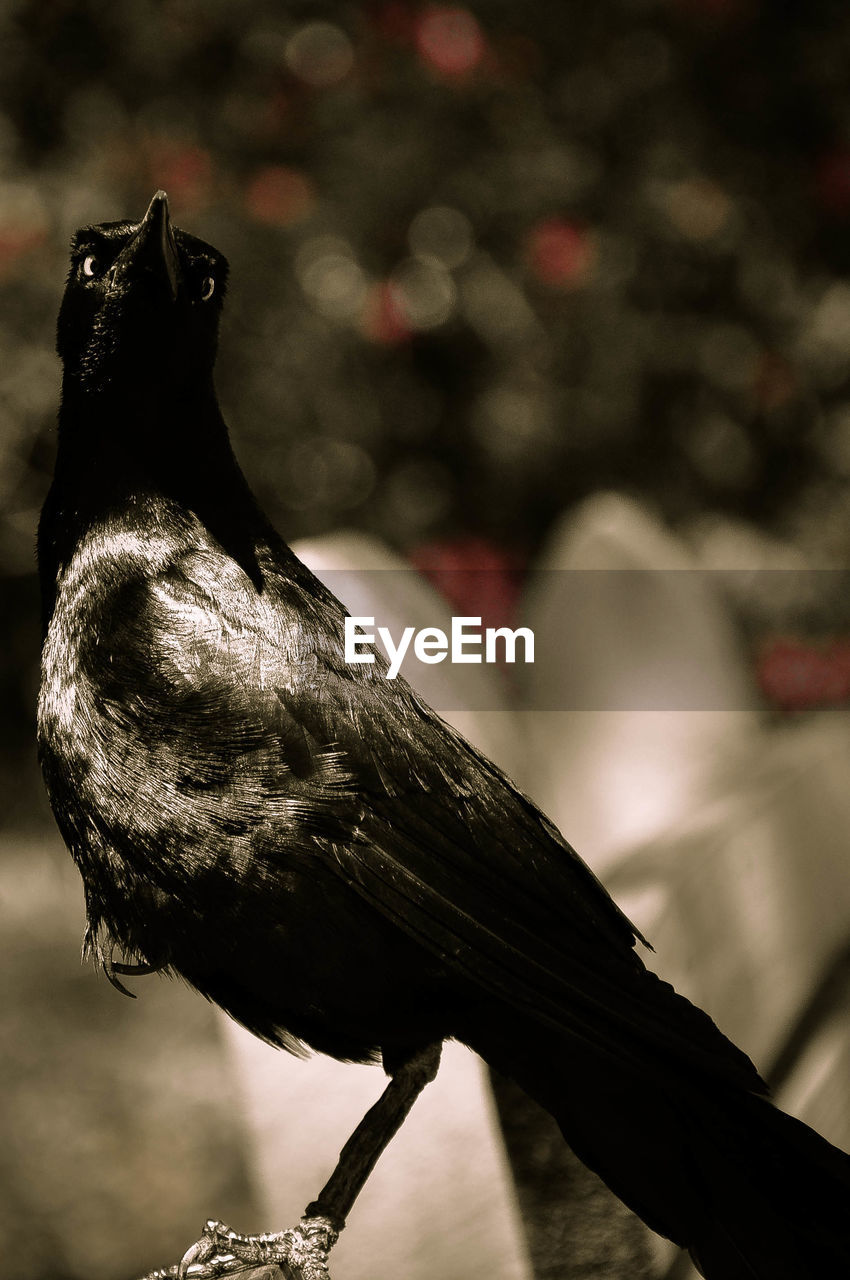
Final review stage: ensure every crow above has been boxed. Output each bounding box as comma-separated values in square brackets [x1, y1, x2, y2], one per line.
[38, 192, 850, 1280]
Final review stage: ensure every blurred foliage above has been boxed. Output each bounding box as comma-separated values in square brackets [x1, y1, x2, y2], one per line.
[5, 0, 850, 819]
[5, 0, 850, 559]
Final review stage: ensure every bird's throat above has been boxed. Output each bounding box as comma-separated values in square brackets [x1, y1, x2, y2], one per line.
[56, 374, 231, 500]
[44, 379, 270, 609]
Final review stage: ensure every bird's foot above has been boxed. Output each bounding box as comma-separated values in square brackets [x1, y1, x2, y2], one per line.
[138, 1216, 339, 1280]
[178, 1217, 339, 1280]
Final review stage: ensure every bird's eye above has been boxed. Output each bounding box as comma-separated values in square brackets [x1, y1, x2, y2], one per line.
[200, 275, 215, 302]
[82, 254, 100, 278]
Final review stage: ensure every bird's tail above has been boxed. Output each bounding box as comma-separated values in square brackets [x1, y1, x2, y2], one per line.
[661, 1089, 850, 1278]
[472, 1021, 850, 1279]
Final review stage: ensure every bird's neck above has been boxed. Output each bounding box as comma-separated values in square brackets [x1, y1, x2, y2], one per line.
[55, 373, 231, 487]
[42, 375, 273, 606]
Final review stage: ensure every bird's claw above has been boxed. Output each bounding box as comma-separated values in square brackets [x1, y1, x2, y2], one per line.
[149, 1216, 340, 1280]
[176, 1221, 222, 1277]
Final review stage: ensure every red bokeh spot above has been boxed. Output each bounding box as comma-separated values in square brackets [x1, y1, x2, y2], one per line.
[526, 217, 595, 288]
[415, 7, 485, 79]
[815, 149, 850, 217]
[361, 282, 413, 345]
[0, 226, 48, 275]
[410, 537, 524, 634]
[149, 142, 212, 211]
[245, 165, 315, 226]
[758, 638, 850, 711]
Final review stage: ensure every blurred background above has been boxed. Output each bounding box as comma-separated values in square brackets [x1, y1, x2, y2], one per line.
[4, 1, 850, 1277]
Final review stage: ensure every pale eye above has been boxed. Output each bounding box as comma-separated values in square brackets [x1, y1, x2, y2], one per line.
[82, 254, 100, 278]
[200, 275, 215, 301]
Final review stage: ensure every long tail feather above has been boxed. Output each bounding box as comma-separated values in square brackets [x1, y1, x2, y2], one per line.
[466, 1013, 850, 1279]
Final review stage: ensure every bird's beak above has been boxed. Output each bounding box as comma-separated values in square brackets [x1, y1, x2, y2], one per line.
[117, 190, 180, 301]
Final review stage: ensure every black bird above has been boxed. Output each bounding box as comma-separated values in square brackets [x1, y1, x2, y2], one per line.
[38, 193, 850, 1280]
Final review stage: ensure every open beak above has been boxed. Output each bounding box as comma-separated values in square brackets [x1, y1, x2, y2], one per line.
[112, 190, 180, 301]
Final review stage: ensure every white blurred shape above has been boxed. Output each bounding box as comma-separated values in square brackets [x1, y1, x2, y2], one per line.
[392, 258, 456, 329]
[460, 256, 539, 346]
[518, 492, 758, 875]
[666, 178, 732, 242]
[607, 715, 850, 1073]
[472, 385, 552, 464]
[296, 238, 368, 321]
[409, 206, 474, 269]
[799, 281, 850, 386]
[810, 281, 850, 352]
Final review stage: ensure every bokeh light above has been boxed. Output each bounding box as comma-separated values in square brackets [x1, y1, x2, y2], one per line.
[361, 281, 413, 345]
[460, 257, 539, 346]
[284, 437, 376, 511]
[145, 140, 212, 211]
[382, 456, 454, 537]
[0, 182, 48, 275]
[295, 236, 368, 322]
[391, 258, 456, 329]
[408, 205, 474, 269]
[245, 164, 314, 226]
[415, 7, 486, 79]
[285, 22, 355, 88]
[526, 218, 596, 289]
[665, 177, 733, 242]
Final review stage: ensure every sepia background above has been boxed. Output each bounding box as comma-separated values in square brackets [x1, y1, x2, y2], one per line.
[3, 2, 850, 1277]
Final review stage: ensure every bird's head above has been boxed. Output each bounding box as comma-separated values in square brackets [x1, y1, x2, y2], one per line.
[57, 191, 228, 397]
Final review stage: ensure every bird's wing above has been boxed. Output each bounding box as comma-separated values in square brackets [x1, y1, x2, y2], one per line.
[281, 647, 764, 1091]
[99, 548, 762, 1091]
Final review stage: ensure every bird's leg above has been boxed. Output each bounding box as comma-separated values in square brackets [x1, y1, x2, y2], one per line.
[169, 1043, 442, 1280]
[305, 1041, 442, 1226]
